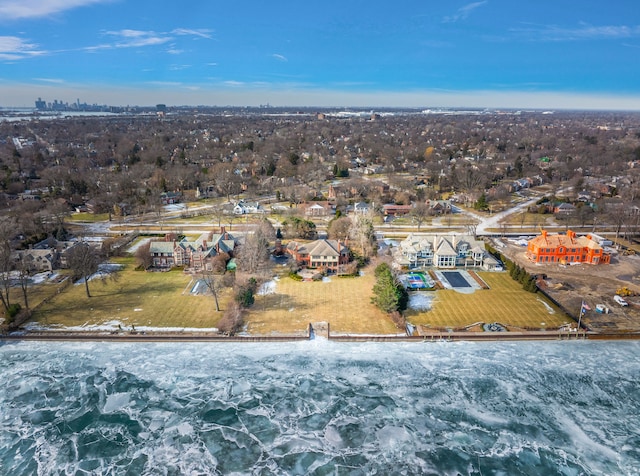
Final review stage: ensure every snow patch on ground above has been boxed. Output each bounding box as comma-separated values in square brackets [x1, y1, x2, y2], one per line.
[127, 237, 153, 254]
[537, 298, 556, 314]
[258, 279, 277, 295]
[22, 319, 218, 334]
[408, 293, 433, 311]
[30, 271, 59, 284]
[75, 263, 124, 284]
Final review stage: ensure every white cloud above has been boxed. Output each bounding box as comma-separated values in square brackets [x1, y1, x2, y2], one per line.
[512, 23, 640, 41]
[105, 30, 171, 48]
[172, 28, 213, 39]
[146, 81, 182, 87]
[0, 0, 111, 20]
[33, 77, 65, 83]
[272, 53, 288, 62]
[85, 28, 212, 52]
[443, 1, 487, 23]
[0, 35, 45, 60]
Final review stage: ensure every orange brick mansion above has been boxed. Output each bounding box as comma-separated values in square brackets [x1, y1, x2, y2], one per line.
[526, 230, 611, 265]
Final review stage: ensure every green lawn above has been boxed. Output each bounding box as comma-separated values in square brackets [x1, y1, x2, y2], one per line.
[32, 258, 230, 329]
[406, 272, 571, 330]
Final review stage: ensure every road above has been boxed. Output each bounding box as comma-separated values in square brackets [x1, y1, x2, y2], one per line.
[470, 197, 540, 236]
[70, 188, 573, 240]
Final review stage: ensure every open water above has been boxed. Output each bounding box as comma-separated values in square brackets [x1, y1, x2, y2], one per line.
[1, 340, 639, 475]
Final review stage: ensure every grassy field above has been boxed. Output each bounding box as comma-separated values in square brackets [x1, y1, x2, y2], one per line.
[8, 275, 69, 314]
[405, 272, 571, 330]
[68, 212, 111, 222]
[245, 268, 400, 335]
[32, 258, 230, 329]
[25, 256, 570, 335]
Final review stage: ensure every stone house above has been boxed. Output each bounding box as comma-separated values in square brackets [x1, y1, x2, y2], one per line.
[149, 227, 237, 270]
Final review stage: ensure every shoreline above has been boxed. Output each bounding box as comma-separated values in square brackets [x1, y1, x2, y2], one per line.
[3, 329, 640, 343]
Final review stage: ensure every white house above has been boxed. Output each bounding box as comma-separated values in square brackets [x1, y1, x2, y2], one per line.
[395, 233, 488, 269]
[233, 200, 262, 215]
[352, 202, 371, 215]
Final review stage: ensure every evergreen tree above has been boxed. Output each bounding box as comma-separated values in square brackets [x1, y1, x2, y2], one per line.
[474, 192, 489, 211]
[371, 263, 408, 313]
[372, 268, 399, 313]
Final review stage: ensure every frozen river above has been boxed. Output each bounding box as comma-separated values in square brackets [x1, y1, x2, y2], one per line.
[1, 340, 639, 474]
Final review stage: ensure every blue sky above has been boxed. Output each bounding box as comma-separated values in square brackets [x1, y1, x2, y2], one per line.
[1, 0, 640, 109]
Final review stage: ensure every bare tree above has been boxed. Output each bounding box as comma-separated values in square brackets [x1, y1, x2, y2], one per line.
[609, 208, 627, 242]
[236, 219, 273, 274]
[328, 216, 352, 241]
[410, 203, 430, 230]
[350, 213, 376, 259]
[0, 229, 13, 314]
[210, 206, 227, 228]
[66, 242, 118, 298]
[199, 269, 222, 312]
[134, 242, 153, 270]
[456, 165, 485, 206]
[14, 253, 35, 311]
[519, 211, 527, 229]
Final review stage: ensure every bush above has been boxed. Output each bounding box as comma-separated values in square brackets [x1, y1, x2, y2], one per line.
[235, 278, 258, 308]
[289, 271, 303, 281]
[210, 252, 230, 273]
[7, 303, 21, 319]
[218, 302, 244, 335]
[342, 261, 359, 276]
[389, 311, 406, 330]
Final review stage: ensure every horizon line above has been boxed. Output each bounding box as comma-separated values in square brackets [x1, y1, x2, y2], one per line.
[2, 84, 640, 111]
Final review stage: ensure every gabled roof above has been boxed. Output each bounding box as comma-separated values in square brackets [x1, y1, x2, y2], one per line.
[287, 239, 347, 257]
[435, 237, 457, 256]
[150, 242, 174, 254]
[306, 239, 342, 257]
[219, 239, 236, 254]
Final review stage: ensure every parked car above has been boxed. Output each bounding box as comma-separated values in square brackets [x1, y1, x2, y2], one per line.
[613, 295, 629, 306]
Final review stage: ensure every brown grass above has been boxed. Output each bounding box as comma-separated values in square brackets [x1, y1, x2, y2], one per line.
[406, 272, 571, 330]
[245, 267, 400, 335]
[24, 257, 570, 336]
[31, 258, 231, 329]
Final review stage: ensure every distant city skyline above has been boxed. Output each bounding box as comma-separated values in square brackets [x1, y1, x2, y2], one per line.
[2, 0, 640, 110]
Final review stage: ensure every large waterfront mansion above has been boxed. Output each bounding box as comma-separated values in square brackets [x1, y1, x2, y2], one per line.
[394, 233, 499, 270]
